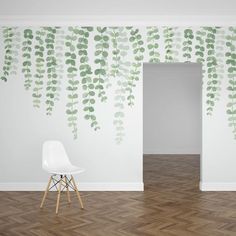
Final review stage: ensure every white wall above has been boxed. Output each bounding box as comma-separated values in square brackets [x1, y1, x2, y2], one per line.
[1, 25, 236, 191]
[0, 23, 144, 190]
[143, 63, 201, 154]
[1, 0, 236, 16]
[0, 75, 143, 190]
[1, 0, 236, 191]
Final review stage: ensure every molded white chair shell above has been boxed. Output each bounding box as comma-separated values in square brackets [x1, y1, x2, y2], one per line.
[42, 140, 84, 175]
[40, 140, 84, 214]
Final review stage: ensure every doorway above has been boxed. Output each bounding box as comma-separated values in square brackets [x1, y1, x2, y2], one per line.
[143, 63, 202, 189]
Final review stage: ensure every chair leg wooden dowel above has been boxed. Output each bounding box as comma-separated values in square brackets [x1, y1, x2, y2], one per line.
[40, 176, 52, 209]
[71, 175, 84, 209]
[65, 175, 71, 204]
[56, 176, 62, 214]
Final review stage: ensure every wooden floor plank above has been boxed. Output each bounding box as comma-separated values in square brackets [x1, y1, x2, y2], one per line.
[1, 155, 236, 235]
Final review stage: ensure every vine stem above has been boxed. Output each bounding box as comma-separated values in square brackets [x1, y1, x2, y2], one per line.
[1, 28, 13, 81]
[6, 28, 11, 75]
[70, 31, 76, 135]
[33, 31, 44, 108]
[229, 33, 236, 133]
[230, 76, 236, 132]
[150, 29, 156, 59]
[112, 28, 119, 76]
[128, 30, 141, 107]
[98, 30, 106, 100]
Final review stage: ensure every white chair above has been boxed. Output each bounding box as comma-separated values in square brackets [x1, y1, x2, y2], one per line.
[40, 140, 84, 214]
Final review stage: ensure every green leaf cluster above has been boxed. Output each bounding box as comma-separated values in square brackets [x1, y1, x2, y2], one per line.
[0, 27, 14, 82]
[94, 27, 109, 102]
[22, 28, 33, 89]
[163, 27, 174, 62]
[33, 29, 46, 108]
[195, 30, 206, 64]
[65, 27, 79, 139]
[127, 28, 144, 106]
[226, 27, 236, 138]
[54, 28, 65, 102]
[44, 27, 58, 115]
[112, 27, 130, 143]
[109, 27, 122, 77]
[203, 27, 219, 115]
[9, 28, 20, 76]
[147, 27, 160, 63]
[183, 29, 194, 61]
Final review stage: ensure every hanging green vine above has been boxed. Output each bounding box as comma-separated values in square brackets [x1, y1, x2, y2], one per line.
[225, 27, 236, 139]
[204, 27, 219, 115]
[127, 27, 145, 106]
[77, 27, 100, 130]
[172, 28, 182, 62]
[112, 27, 130, 144]
[163, 27, 174, 62]
[44, 27, 58, 115]
[94, 27, 110, 102]
[214, 27, 225, 99]
[183, 28, 194, 62]
[147, 27, 160, 63]
[210, 27, 225, 113]
[195, 29, 206, 65]
[109, 27, 121, 78]
[54, 27, 65, 102]
[22, 28, 33, 90]
[65, 27, 79, 139]
[0, 27, 14, 82]
[114, 80, 126, 144]
[10, 27, 21, 76]
[109, 27, 124, 142]
[33, 29, 46, 108]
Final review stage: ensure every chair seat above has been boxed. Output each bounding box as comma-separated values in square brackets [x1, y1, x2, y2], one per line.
[45, 165, 85, 175]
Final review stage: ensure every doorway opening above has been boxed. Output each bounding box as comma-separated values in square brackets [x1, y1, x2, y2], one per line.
[143, 63, 202, 190]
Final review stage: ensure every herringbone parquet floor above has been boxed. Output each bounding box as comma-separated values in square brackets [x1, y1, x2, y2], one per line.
[1, 155, 236, 236]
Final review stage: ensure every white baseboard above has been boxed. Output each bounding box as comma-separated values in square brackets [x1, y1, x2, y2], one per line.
[200, 182, 236, 191]
[0, 182, 144, 191]
[144, 150, 200, 155]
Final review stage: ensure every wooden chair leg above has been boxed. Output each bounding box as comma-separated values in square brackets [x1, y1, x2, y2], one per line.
[56, 175, 63, 214]
[40, 176, 52, 209]
[65, 175, 71, 203]
[71, 175, 84, 209]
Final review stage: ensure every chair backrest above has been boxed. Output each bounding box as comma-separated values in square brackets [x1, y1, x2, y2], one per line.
[42, 140, 72, 171]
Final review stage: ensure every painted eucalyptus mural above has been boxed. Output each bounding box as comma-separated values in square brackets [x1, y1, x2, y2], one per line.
[225, 27, 236, 139]
[1, 26, 236, 142]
